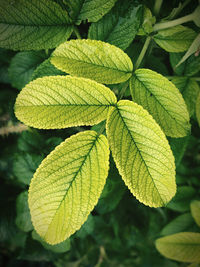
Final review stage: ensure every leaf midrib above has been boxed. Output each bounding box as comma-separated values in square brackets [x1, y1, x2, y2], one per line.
[116, 106, 165, 205]
[52, 56, 132, 74]
[17, 103, 114, 107]
[44, 134, 99, 239]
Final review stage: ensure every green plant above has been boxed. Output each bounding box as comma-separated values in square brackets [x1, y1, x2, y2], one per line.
[156, 200, 200, 264]
[1, 0, 200, 263]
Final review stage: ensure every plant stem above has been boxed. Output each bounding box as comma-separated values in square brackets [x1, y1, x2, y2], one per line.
[73, 25, 82, 39]
[0, 123, 28, 136]
[153, 0, 163, 16]
[166, 76, 200, 81]
[153, 12, 194, 31]
[134, 36, 151, 70]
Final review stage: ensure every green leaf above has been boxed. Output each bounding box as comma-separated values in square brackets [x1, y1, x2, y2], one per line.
[170, 52, 200, 77]
[0, 0, 73, 51]
[193, 5, 200, 27]
[88, 1, 143, 50]
[32, 230, 71, 253]
[176, 34, 200, 67]
[51, 39, 133, 84]
[167, 186, 196, 212]
[130, 69, 190, 137]
[153, 25, 197, 52]
[31, 59, 65, 81]
[13, 153, 43, 185]
[15, 191, 33, 232]
[15, 75, 117, 129]
[106, 100, 176, 208]
[137, 6, 156, 36]
[168, 136, 189, 166]
[160, 213, 194, 236]
[0, 48, 14, 84]
[69, 0, 117, 24]
[28, 131, 110, 244]
[190, 200, 200, 227]
[9, 51, 46, 90]
[171, 78, 200, 116]
[156, 232, 200, 263]
[196, 92, 200, 127]
[76, 214, 94, 238]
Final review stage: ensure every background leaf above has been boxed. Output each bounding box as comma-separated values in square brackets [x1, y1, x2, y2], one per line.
[160, 213, 194, 236]
[13, 153, 43, 185]
[106, 100, 176, 207]
[88, 0, 143, 50]
[196, 92, 200, 127]
[32, 230, 71, 253]
[170, 52, 200, 77]
[51, 39, 133, 84]
[156, 232, 200, 263]
[0, 0, 73, 50]
[190, 200, 200, 227]
[9, 51, 46, 90]
[29, 131, 110, 244]
[31, 58, 65, 81]
[153, 26, 197, 52]
[15, 75, 117, 129]
[171, 77, 200, 116]
[74, 0, 117, 23]
[166, 186, 196, 212]
[130, 69, 190, 137]
[15, 191, 33, 232]
[168, 136, 189, 167]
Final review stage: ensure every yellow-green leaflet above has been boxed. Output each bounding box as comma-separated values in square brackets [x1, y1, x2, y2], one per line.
[190, 200, 200, 227]
[15, 76, 117, 129]
[171, 77, 200, 117]
[130, 69, 190, 137]
[0, 0, 72, 51]
[51, 39, 133, 84]
[106, 100, 176, 207]
[153, 25, 197, 52]
[196, 92, 200, 127]
[156, 232, 200, 263]
[28, 131, 110, 244]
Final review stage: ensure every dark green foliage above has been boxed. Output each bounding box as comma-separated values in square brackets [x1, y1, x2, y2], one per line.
[1, 0, 200, 265]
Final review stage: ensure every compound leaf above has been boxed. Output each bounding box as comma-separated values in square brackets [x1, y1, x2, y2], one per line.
[190, 200, 200, 227]
[29, 130, 110, 244]
[156, 232, 200, 263]
[88, 1, 143, 50]
[153, 25, 197, 52]
[0, 0, 73, 51]
[130, 69, 190, 137]
[171, 77, 199, 116]
[51, 39, 133, 84]
[106, 100, 176, 207]
[15, 75, 117, 129]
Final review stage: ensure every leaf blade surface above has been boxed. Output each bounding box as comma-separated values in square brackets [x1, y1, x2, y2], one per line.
[29, 131, 110, 244]
[130, 69, 190, 137]
[106, 100, 176, 207]
[0, 0, 72, 50]
[15, 75, 117, 129]
[51, 39, 133, 84]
